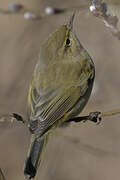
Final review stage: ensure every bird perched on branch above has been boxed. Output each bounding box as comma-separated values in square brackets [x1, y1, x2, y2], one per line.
[24, 12, 95, 179]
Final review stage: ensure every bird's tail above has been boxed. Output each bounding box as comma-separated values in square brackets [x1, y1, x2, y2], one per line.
[24, 134, 48, 179]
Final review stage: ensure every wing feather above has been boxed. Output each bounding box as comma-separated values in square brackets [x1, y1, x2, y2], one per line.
[28, 59, 95, 137]
[29, 85, 81, 137]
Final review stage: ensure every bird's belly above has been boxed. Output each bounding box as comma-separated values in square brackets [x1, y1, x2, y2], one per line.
[67, 77, 94, 119]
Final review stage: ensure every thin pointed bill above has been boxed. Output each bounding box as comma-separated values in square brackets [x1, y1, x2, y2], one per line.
[67, 11, 76, 31]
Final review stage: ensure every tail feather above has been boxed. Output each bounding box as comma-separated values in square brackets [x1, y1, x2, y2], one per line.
[24, 135, 47, 179]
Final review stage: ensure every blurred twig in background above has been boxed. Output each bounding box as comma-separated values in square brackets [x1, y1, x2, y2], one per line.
[1, 1, 120, 39]
[90, 0, 120, 39]
[55, 130, 116, 158]
[0, 2, 88, 20]
[0, 168, 5, 180]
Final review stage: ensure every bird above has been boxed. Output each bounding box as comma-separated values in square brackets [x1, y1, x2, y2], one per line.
[24, 12, 95, 179]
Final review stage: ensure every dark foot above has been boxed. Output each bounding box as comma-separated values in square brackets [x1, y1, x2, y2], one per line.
[12, 113, 24, 123]
[66, 111, 102, 124]
[87, 111, 102, 124]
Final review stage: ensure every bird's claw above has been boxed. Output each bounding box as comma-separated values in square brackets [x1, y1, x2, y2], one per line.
[12, 113, 24, 123]
[88, 111, 102, 125]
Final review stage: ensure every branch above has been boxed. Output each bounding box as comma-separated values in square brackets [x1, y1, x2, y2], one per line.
[0, 113, 24, 124]
[90, 0, 120, 40]
[2, 1, 120, 40]
[67, 109, 120, 124]
[0, 168, 6, 180]
[0, 2, 88, 20]
[0, 109, 120, 126]
[55, 130, 115, 157]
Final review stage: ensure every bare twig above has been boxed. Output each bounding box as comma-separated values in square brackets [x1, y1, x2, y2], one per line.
[66, 109, 120, 124]
[100, 109, 120, 118]
[0, 109, 120, 126]
[0, 113, 24, 124]
[55, 130, 116, 157]
[0, 2, 88, 21]
[90, 0, 120, 39]
[1, 1, 120, 39]
[0, 168, 6, 180]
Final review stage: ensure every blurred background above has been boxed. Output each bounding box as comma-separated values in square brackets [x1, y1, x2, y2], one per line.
[0, 0, 120, 180]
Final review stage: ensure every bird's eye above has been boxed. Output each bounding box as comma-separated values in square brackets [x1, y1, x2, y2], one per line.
[66, 38, 71, 46]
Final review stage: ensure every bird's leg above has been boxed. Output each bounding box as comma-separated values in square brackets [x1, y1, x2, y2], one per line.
[67, 111, 102, 125]
[0, 113, 25, 124]
[12, 113, 25, 123]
